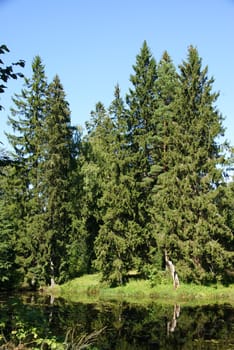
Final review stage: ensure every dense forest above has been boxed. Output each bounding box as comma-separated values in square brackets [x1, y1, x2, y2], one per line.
[0, 42, 233, 290]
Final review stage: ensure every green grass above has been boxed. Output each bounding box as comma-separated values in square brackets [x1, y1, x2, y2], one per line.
[48, 273, 234, 306]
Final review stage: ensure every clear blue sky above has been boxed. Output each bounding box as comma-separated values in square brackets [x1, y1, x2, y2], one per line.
[1, 0, 234, 149]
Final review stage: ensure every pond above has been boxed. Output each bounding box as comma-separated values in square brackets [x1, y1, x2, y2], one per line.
[0, 292, 233, 349]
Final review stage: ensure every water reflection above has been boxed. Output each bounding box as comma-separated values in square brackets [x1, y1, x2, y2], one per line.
[167, 304, 180, 335]
[0, 292, 233, 349]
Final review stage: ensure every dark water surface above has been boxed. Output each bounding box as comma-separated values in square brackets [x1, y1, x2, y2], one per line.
[0, 292, 233, 349]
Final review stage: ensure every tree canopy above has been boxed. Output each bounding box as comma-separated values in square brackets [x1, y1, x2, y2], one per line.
[0, 42, 233, 290]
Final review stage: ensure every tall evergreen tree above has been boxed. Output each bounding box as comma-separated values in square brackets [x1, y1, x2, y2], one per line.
[151, 46, 233, 283]
[83, 102, 116, 278]
[6, 56, 48, 286]
[94, 42, 162, 285]
[147, 51, 180, 277]
[124, 41, 159, 274]
[41, 75, 78, 284]
[93, 87, 138, 286]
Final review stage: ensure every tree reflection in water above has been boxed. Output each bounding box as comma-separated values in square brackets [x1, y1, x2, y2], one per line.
[0, 293, 233, 349]
[167, 304, 180, 335]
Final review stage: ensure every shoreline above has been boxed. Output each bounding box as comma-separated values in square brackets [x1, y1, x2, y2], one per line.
[46, 274, 234, 306]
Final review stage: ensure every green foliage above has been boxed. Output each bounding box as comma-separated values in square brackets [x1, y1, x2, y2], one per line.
[40, 74, 78, 284]
[0, 320, 68, 349]
[0, 44, 25, 110]
[5, 57, 83, 288]
[150, 45, 233, 284]
[58, 273, 234, 305]
[6, 56, 49, 287]
[1, 42, 233, 289]
[0, 165, 24, 289]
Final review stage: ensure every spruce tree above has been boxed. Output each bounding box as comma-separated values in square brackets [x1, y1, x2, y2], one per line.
[6, 56, 48, 286]
[147, 51, 180, 279]
[93, 87, 137, 286]
[124, 41, 158, 274]
[151, 46, 233, 283]
[84, 102, 116, 279]
[40, 75, 79, 284]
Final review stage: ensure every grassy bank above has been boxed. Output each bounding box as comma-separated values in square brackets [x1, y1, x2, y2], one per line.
[48, 273, 234, 306]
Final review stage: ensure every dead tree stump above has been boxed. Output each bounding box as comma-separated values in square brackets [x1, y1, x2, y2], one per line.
[165, 250, 180, 289]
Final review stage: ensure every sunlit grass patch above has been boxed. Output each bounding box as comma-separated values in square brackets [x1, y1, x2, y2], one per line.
[49, 274, 234, 306]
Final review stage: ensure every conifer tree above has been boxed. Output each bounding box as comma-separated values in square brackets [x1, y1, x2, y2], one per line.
[84, 102, 116, 277]
[124, 41, 159, 274]
[93, 87, 138, 286]
[41, 75, 78, 284]
[6, 56, 48, 286]
[147, 51, 180, 278]
[151, 46, 233, 283]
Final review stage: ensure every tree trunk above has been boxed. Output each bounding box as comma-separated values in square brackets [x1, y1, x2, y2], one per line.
[165, 250, 180, 289]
